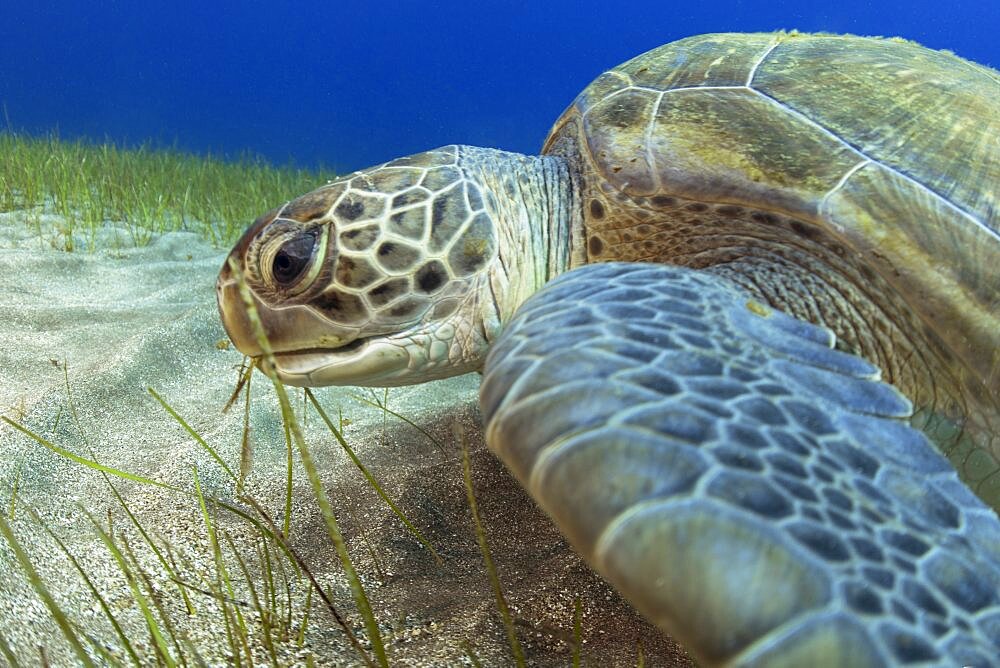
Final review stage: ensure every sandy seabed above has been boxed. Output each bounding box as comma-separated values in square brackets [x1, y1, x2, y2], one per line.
[0, 212, 691, 666]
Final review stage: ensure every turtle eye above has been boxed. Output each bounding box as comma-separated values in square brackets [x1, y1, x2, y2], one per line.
[272, 230, 318, 286]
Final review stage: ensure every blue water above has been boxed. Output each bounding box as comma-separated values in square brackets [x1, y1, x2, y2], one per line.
[2, 1, 998, 172]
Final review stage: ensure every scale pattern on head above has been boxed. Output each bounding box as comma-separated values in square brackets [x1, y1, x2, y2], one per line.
[219, 146, 498, 355]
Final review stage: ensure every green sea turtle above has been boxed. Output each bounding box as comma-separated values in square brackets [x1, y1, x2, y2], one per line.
[217, 32, 1000, 665]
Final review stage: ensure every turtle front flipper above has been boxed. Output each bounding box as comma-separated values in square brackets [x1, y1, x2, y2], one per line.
[480, 262, 1000, 667]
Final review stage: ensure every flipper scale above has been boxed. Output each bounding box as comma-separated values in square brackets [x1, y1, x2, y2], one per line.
[482, 263, 1000, 666]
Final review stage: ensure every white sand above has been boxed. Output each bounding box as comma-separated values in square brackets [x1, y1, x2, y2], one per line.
[0, 212, 690, 666]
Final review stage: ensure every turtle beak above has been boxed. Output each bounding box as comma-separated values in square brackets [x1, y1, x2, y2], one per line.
[217, 270, 349, 359]
[216, 275, 261, 356]
[216, 207, 280, 355]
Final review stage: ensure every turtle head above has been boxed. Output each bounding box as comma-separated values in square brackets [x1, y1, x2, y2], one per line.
[217, 146, 510, 387]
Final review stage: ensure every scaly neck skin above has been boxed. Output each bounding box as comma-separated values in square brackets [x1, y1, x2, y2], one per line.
[458, 146, 581, 340]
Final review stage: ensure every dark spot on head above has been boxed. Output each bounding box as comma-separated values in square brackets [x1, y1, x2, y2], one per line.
[421, 166, 462, 191]
[335, 197, 367, 221]
[339, 226, 379, 251]
[391, 188, 429, 208]
[429, 190, 470, 253]
[385, 296, 427, 322]
[715, 205, 743, 217]
[415, 260, 448, 294]
[376, 241, 422, 272]
[685, 202, 709, 213]
[387, 207, 427, 240]
[448, 212, 495, 277]
[589, 199, 605, 219]
[588, 235, 605, 256]
[312, 289, 367, 324]
[651, 195, 676, 208]
[368, 278, 410, 307]
[790, 220, 820, 239]
[335, 255, 380, 289]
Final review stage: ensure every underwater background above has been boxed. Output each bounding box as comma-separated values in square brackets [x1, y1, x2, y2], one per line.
[2, 0, 998, 172]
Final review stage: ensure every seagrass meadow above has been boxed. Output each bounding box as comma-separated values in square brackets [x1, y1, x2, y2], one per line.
[3, 0, 999, 662]
[0, 133, 687, 666]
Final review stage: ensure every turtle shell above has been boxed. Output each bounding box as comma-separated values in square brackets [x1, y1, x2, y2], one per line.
[543, 30, 1000, 416]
